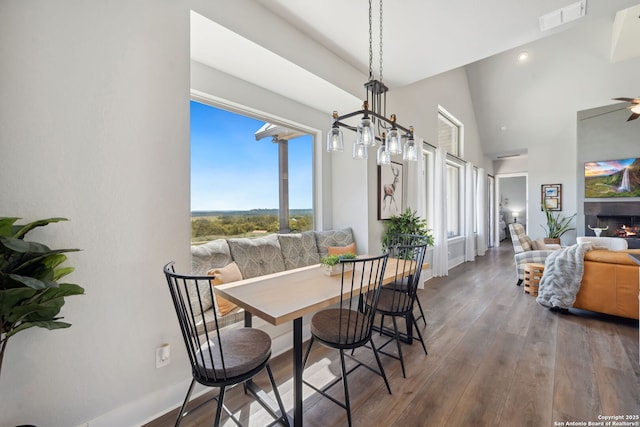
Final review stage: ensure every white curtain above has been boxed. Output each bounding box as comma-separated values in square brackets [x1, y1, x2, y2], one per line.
[432, 148, 448, 277]
[406, 137, 425, 218]
[406, 138, 427, 287]
[476, 167, 487, 256]
[464, 162, 475, 262]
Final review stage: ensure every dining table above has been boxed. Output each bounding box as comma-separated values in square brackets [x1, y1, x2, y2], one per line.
[214, 256, 428, 427]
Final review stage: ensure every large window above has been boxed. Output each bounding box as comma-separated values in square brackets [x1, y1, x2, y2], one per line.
[190, 100, 314, 243]
[446, 160, 463, 237]
[438, 109, 462, 157]
[438, 107, 464, 239]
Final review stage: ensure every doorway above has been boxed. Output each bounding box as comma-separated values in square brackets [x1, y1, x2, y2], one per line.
[495, 173, 528, 244]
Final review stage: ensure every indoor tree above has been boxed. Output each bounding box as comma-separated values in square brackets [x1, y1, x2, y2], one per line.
[0, 217, 83, 381]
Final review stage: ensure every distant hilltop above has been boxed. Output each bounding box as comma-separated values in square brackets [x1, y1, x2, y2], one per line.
[192, 208, 313, 217]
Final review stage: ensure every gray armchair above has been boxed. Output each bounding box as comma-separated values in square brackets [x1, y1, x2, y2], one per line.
[508, 223, 559, 286]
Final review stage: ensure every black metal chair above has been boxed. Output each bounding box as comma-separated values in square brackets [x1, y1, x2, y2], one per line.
[163, 262, 289, 427]
[301, 253, 391, 427]
[371, 242, 429, 378]
[384, 233, 430, 325]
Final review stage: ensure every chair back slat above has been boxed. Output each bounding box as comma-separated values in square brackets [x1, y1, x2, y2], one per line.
[164, 263, 232, 383]
[385, 242, 428, 312]
[333, 253, 388, 346]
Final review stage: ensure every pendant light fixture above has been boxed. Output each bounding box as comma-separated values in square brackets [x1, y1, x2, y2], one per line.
[326, 0, 416, 165]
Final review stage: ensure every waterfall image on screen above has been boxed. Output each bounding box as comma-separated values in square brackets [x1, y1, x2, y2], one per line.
[584, 157, 640, 198]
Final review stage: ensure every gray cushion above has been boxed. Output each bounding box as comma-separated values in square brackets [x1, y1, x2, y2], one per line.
[278, 231, 320, 270]
[195, 328, 271, 379]
[227, 234, 285, 279]
[191, 239, 233, 275]
[315, 228, 355, 258]
[311, 308, 371, 345]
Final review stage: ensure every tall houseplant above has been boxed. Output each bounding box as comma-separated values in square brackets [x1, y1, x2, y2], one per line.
[382, 208, 434, 250]
[540, 205, 576, 244]
[0, 217, 83, 381]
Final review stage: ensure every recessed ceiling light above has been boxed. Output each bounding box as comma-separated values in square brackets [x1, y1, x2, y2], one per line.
[517, 51, 529, 62]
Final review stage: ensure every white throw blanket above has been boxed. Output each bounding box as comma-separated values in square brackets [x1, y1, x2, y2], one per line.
[536, 243, 591, 310]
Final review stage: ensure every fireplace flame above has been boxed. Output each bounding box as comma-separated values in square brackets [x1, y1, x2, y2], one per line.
[617, 224, 639, 237]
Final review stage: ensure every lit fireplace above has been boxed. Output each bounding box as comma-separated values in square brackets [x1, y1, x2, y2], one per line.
[584, 201, 640, 249]
[616, 224, 640, 237]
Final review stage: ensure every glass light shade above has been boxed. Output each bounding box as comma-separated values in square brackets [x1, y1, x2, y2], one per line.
[353, 142, 368, 160]
[326, 127, 344, 152]
[356, 116, 376, 147]
[386, 129, 402, 155]
[377, 143, 391, 165]
[402, 138, 418, 161]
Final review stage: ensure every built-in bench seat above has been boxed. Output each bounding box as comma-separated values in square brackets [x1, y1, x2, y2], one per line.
[190, 228, 355, 330]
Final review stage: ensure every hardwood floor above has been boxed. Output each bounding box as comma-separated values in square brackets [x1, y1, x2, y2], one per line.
[145, 242, 639, 427]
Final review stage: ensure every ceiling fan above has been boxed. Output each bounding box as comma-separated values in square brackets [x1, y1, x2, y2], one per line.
[613, 97, 640, 121]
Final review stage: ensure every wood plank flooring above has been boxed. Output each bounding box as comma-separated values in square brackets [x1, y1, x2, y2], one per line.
[145, 241, 639, 427]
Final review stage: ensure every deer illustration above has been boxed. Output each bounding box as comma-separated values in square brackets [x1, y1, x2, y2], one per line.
[382, 166, 400, 213]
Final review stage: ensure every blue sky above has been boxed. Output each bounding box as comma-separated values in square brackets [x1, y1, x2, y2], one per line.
[190, 101, 313, 211]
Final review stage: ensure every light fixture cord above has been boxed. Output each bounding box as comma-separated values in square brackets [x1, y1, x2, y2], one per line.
[368, 0, 373, 81]
[379, 0, 383, 83]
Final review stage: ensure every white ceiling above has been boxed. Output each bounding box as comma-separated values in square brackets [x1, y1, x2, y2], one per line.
[252, 0, 639, 88]
[191, 0, 640, 158]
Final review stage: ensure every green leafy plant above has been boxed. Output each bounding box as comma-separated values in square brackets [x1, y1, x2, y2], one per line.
[320, 253, 357, 267]
[540, 205, 576, 239]
[0, 217, 83, 380]
[381, 208, 434, 250]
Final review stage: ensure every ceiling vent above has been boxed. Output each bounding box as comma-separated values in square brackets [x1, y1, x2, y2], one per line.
[539, 0, 587, 32]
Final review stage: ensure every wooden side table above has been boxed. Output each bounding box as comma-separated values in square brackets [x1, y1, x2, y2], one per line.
[523, 263, 545, 296]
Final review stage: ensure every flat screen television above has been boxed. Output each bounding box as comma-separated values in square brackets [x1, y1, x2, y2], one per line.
[584, 157, 640, 198]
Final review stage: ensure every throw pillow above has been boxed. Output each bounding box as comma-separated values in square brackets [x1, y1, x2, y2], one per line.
[531, 239, 547, 250]
[328, 242, 357, 256]
[207, 262, 243, 317]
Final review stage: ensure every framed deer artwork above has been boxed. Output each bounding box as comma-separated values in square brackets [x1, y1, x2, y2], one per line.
[378, 161, 404, 220]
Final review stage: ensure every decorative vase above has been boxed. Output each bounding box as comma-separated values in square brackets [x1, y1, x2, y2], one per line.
[321, 264, 353, 276]
[544, 238, 561, 245]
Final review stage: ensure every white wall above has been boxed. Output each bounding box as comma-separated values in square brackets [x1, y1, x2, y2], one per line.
[387, 67, 489, 267]
[467, 15, 640, 244]
[0, 2, 383, 425]
[0, 1, 191, 426]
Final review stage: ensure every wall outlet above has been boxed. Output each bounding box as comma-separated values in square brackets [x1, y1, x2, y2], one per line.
[156, 344, 170, 368]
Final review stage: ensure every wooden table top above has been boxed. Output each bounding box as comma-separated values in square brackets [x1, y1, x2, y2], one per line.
[215, 257, 428, 326]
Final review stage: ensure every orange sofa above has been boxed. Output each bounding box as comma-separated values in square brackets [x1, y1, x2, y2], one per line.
[573, 249, 640, 319]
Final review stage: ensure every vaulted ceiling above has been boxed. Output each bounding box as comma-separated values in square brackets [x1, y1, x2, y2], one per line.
[192, 0, 640, 159]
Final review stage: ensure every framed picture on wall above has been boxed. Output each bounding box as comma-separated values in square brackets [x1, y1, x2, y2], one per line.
[378, 161, 403, 220]
[541, 184, 562, 211]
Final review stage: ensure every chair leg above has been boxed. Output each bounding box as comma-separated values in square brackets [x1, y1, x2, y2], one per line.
[369, 338, 392, 395]
[213, 386, 226, 427]
[265, 363, 290, 427]
[338, 350, 352, 427]
[516, 279, 523, 286]
[302, 336, 314, 369]
[414, 295, 427, 326]
[175, 378, 196, 427]
[391, 316, 406, 378]
[412, 315, 428, 355]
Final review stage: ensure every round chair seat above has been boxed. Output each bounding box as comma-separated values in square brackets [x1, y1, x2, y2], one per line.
[196, 328, 271, 379]
[311, 308, 371, 346]
[375, 288, 411, 314]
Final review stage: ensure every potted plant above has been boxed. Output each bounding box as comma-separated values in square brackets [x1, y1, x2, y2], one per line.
[0, 217, 83, 381]
[540, 205, 576, 245]
[381, 208, 434, 251]
[320, 253, 357, 276]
